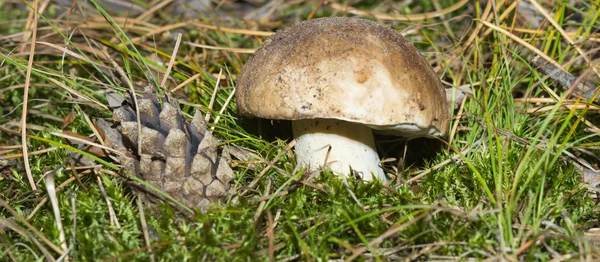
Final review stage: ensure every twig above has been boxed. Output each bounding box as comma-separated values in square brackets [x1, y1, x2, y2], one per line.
[437, 0, 495, 72]
[22, 0, 40, 191]
[244, 140, 297, 192]
[406, 142, 476, 184]
[136, 196, 155, 262]
[0, 227, 17, 261]
[69, 191, 76, 260]
[136, 0, 173, 21]
[327, 0, 468, 21]
[548, 253, 576, 262]
[49, 132, 124, 157]
[0, 198, 64, 256]
[211, 88, 236, 132]
[342, 176, 363, 208]
[526, 0, 599, 78]
[530, 55, 598, 101]
[186, 42, 256, 54]
[128, 21, 272, 44]
[205, 68, 223, 122]
[432, 0, 453, 37]
[2, 146, 59, 159]
[406, 244, 442, 261]
[254, 243, 286, 257]
[170, 73, 201, 93]
[27, 170, 93, 221]
[96, 174, 121, 230]
[253, 178, 272, 222]
[306, 0, 324, 20]
[160, 33, 181, 89]
[46, 78, 108, 110]
[519, 233, 547, 256]
[377, 241, 467, 257]
[267, 210, 275, 262]
[0, 218, 54, 261]
[345, 210, 434, 261]
[477, 19, 560, 68]
[249, 190, 289, 204]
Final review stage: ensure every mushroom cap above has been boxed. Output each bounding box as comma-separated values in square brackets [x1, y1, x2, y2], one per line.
[236, 17, 449, 137]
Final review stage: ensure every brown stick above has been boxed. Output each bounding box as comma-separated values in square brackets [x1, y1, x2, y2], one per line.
[531, 55, 598, 101]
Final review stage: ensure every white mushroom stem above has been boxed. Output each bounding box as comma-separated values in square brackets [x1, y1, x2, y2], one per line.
[292, 119, 386, 181]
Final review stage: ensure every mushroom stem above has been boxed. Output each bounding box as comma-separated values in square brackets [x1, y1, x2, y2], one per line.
[292, 119, 386, 181]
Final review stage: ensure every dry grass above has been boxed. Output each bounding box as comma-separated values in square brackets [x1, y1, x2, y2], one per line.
[1, 0, 599, 260]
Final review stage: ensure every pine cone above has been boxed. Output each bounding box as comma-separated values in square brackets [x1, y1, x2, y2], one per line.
[95, 92, 235, 210]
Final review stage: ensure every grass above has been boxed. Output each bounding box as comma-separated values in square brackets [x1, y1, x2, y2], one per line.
[1, 0, 600, 260]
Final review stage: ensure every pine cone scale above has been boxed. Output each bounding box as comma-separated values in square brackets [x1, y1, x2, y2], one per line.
[96, 92, 235, 211]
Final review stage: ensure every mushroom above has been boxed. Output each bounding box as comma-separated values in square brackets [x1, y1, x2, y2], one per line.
[236, 17, 449, 181]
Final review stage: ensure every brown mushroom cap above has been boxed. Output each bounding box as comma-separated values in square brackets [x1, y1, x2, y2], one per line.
[236, 17, 449, 136]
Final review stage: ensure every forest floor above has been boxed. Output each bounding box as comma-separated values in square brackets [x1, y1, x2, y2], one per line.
[1, 0, 600, 260]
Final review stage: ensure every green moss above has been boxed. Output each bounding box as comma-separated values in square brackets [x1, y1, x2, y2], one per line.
[1, 0, 599, 260]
